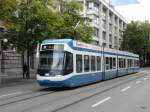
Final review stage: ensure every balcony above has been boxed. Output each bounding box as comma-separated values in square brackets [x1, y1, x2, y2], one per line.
[86, 8, 99, 16]
[89, 22, 99, 28]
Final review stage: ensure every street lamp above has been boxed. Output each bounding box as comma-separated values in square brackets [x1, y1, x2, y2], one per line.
[0, 38, 8, 73]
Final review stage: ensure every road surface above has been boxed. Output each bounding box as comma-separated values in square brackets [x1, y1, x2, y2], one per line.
[0, 68, 150, 112]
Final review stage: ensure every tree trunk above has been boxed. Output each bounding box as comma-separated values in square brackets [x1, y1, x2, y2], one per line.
[21, 52, 24, 69]
[27, 48, 30, 79]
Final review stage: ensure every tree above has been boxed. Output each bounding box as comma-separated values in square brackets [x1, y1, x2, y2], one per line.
[0, 0, 17, 28]
[121, 21, 150, 66]
[56, 0, 94, 42]
[4, 0, 94, 76]
[6, 0, 63, 76]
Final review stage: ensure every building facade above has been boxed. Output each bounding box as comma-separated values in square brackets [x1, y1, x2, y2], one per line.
[77, 0, 127, 49]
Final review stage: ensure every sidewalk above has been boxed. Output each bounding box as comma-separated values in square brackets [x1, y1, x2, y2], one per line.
[0, 68, 36, 87]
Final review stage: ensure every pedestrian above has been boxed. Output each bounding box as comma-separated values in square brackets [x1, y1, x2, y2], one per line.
[23, 63, 30, 79]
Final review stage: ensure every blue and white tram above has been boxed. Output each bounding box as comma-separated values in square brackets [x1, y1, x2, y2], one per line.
[37, 39, 140, 87]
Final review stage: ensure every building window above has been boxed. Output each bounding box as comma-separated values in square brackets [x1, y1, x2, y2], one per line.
[109, 24, 112, 32]
[119, 38, 122, 46]
[94, 2, 99, 12]
[102, 31, 106, 40]
[86, 2, 93, 10]
[115, 17, 118, 25]
[102, 20, 106, 29]
[115, 27, 118, 34]
[109, 34, 112, 43]
[109, 12, 113, 23]
[102, 43, 106, 47]
[119, 20, 122, 28]
[102, 8, 106, 20]
[114, 36, 117, 45]
[93, 15, 99, 25]
[94, 28, 99, 37]
[109, 45, 112, 48]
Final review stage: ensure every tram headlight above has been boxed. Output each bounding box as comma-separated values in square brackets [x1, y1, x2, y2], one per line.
[45, 73, 50, 76]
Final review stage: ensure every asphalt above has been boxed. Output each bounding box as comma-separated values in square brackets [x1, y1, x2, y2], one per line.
[0, 68, 36, 87]
[0, 67, 150, 112]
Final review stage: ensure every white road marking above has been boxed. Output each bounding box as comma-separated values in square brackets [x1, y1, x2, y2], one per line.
[144, 77, 148, 80]
[91, 97, 111, 108]
[136, 81, 141, 84]
[0, 92, 22, 98]
[121, 86, 131, 92]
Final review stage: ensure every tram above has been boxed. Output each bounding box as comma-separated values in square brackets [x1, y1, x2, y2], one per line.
[37, 39, 140, 87]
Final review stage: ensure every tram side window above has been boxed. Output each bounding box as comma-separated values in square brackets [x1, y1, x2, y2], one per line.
[128, 59, 132, 68]
[123, 59, 126, 68]
[40, 57, 47, 65]
[64, 52, 73, 75]
[84, 55, 90, 72]
[113, 58, 116, 69]
[91, 56, 96, 71]
[131, 59, 133, 67]
[130, 59, 132, 67]
[110, 57, 113, 69]
[105, 57, 110, 70]
[134, 60, 136, 67]
[119, 58, 122, 68]
[127, 59, 130, 67]
[76, 55, 83, 73]
[97, 56, 101, 71]
[119, 58, 124, 69]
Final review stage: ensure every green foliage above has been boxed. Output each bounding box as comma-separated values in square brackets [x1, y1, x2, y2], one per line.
[0, 0, 17, 28]
[76, 24, 94, 42]
[4, 0, 93, 54]
[8, 0, 62, 53]
[56, 0, 93, 42]
[121, 21, 150, 57]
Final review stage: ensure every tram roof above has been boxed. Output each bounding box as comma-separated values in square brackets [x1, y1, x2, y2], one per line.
[42, 39, 72, 44]
[42, 39, 139, 58]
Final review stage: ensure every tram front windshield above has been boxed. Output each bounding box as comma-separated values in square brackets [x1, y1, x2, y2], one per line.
[38, 50, 73, 76]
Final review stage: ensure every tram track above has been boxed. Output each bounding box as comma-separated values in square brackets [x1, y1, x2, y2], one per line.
[0, 89, 57, 107]
[21, 73, 146, 112]
[0, 73, 147, 111]
[0, 88, 52, 101]
[51, 73, 148, 112]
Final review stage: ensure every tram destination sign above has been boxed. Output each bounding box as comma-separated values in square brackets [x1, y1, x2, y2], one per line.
[42, 44, 64, 50]
[74, 40, 102, 51]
